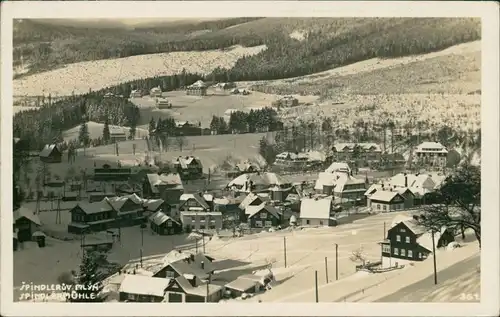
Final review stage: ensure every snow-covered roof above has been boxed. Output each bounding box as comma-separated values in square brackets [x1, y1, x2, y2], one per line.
[416, 142, 448, 153]
[325, 162, 351, 173]
[300, 197, 332, 220]
[188, 80, 208, 88]
[245, 202, 280, 219]
[180, 211, 222, 217]
[180, 193, 210, 210]
[224, 277, 260, 292]
[160, 251, 215, 279]
[39, 144, 59, 157]
[118, 274, 171, 297]
[333, 143, 382, 153]
[74, 200, 114, 215]
[107, 194, 143, 212]
[389, 173, 437, 190]
[368, 190, 403, 203]
[149, 211, 179, 226]
[227, 172, 291, 190]
[314, 171, 364, 192]
[14, 207, 41, 226]
[238, 192, 270, 210]
[174, 156, 201, 169]
[146, 173, 183, 193]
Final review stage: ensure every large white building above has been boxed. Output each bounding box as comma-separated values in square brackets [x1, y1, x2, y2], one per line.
[414, 142, 448, 168]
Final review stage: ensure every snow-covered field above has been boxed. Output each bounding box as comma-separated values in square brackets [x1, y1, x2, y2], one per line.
[13, 45, 267, 96]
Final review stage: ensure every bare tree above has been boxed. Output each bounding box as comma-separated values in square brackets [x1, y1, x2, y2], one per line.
[176, 135, 187, 152]
[349, 247, 368, 267]
[417, 161, 481, 248]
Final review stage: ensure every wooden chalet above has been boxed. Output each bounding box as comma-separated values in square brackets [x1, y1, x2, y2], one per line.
[39, 144, 62, 163]
[245, 203, 281, 228]
[173, 156, 203, 180]
[143, 173, 184, 205]
[14, 207, 42, 242]
[379, 216, 455, 268]
[149, 211, 182, 235]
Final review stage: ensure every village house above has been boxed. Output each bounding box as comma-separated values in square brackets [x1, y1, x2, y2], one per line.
[299, 196, 336, 226]
[67, 194, 145, 234]
[174, 120, 202, 136]
[116, 183, 142, 196]
[274, 152, 309, 168]
[179, 193, 211, 212]
[227, 172, 292, 196]
[186, 80, 208, 96]
[224, 274, 271, 298]
[180, 211, 223, 231]
[143, 173, 184, 205]
[365, 184, 415, 210]
[244, 202, 281, 228]
[314, 171, 367, 205]
[109, 127, 127, 143]
[119, 274, 172, 302]
[272, 95, 299, 108]
[238, 192, 270, 212]
[39, 144, 62, 163]
[324, 162, 352, 174]
[331, 143, 383, 167]
[130, 89, 143, 98]
[156, 97, 172, 109]
[173, 156, 203, 180]
[379, 215, 455, 268]
[14, 207, 42, 242]
[150, 86, 163, 97]
[149, 211, 182, 235]
[414, 141, 448, 169]
[214, 82, 236, 90]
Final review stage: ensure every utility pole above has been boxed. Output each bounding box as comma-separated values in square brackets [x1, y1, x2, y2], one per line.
[284, 236, 287, 268]
[195, 237, 198, 253]
[203, 232, 206, 254]
[383, 222, 386, 239]
[432, 230, 438, 285]
[324, 257, 329, 284]
[315, 270, 319, 303]
[335, 243, 339, 281]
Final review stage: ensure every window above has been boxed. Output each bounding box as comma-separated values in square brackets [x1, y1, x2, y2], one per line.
[408, 250, 413, 258]
[260, 212, 267, 219]
[319, 221, 323, 226]
[419, 252, 422, 259]
[396, 235, 401, 242]
[400, 249, 406, 256]
[128, 293, 136, 300]
[400, 228, 406, 233]
[255, 220, 263, 227]
[393, 248, 399, 255]
[209, 225, 216, 230]
[382, 244, 391, 253]
[383, 205, 387, 211]
[264, 221, 272, 227]
[377, 204, 381, 210]
[306, 220, 310, 225]
[166, 221, 172, 227]
[199, 225, 205, 230]
[405, 236, 410, 243]
[166, 270, 175, 278]
[199, 216, 206, 222]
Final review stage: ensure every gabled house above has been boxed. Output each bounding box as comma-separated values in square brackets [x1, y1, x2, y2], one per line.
[314, 171, 367, 204]
[324, 162, 352, 174]
[163, 275, 222, 303]
[179, 193, 211, 212]
[68, 200, 116, 234]
[130, 89, 143, 98]
[186, 80, 208, 96]
[366, 190, 407, 212]
[39, 144, 62, 163]
[414, 141, 448, 169]
[244, 202, 281, 228]
[143, 173, 184, 205]
[14, 207, 42, 242]
[331, 143, 382, 166]
[150, 86, 163, 97]
[299, 197, 336, 226]
[119, 274, 171, 302]
[142, 199, 169, 215]
[379, 216, 455, 268]
[365, 184, 415, 210]
[116, 183, 142, 196]
[180, 211, 223, 231]
[238, 192, 271, 212]
[227, 172, 292, 195]
[108, 194, 146, 225]
[109, 127, 127, 143]
[173, 156, 203, 180]
[149, 211, 182, 235]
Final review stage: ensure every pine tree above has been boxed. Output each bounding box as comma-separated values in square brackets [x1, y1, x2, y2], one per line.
[102, 119, 110, 144]
[78, 122, 90, 148]
[70, 251, 106, 302]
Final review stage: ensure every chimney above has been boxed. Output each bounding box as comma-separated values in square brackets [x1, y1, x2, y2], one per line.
[201, 261, 205, 270]
[404, 173, 408, 187]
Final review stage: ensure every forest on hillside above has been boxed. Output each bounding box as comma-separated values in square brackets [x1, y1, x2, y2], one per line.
[13, 93, 140, 151]
[15, 17, 480, 80]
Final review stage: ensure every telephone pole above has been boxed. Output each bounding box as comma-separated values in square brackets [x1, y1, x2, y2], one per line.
[324, 257, 329, 283]
[335, 243, 339, 281]
[432, 230, 438, 285]
[315, 270, 319, 303]
[284, 236, 287, 268]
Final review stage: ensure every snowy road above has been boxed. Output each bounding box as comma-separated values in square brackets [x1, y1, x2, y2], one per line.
[376, 255, 480, 302]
